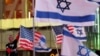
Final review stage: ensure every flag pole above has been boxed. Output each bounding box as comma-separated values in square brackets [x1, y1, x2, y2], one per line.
[47, 9, 60, 55]
[47, 6, 60, 55]
[51, 28, 60, 56]
[32, 0, 36, 56]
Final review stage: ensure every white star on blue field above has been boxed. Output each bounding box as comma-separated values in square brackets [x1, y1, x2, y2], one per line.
[57, 0, 71, 12]
[77, 46, 90, 56]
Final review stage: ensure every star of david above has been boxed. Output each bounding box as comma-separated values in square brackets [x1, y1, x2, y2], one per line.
[76, 29, 83, 35]
[57, 0, 71, 12]
[77, 46, 90, 56]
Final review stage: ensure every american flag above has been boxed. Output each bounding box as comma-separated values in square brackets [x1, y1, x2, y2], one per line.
[52, 25, 63, 44]
[18, 26, 33, 50]
[34, 31, 42, 43]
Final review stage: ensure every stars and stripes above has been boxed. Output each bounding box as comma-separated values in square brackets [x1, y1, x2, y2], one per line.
[56, 34, 63, 44]
[52, 25, 63, 44]
[18, 26, 33, 50]
[34, 31, 42, 43]
[18, 26, 49, 51]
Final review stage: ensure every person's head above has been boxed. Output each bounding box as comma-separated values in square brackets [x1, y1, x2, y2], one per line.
[8, 35, 14, 43]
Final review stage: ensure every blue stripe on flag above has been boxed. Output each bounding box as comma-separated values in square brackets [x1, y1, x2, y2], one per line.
[40, 36, 46, 43]
[63, 29, 86, 40]
[88, 0, 100, 4]
[36, 11, 95, 22]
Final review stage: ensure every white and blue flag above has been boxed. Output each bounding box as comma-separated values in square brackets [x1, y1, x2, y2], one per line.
[34, 0, 99, 26]
[61, 26, 98, 56]
[35, 35, 52, 52]
[66, 25, 87, 41]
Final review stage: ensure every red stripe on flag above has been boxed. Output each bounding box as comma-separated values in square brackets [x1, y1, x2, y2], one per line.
[34, 31, 42, 43]
[18, 46, 33, 50]
[18, 38, 33, 50]
[67, 25, 74, 33]
[56, 34, 63, 44]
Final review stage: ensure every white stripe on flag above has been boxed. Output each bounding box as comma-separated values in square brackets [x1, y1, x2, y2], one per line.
[61, 26, 98, 56]
[35, 0, 99, 26]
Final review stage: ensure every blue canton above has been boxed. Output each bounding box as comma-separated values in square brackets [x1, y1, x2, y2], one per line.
[77, 45, 90, 56]
[20, 26, 33, 42]
[57, 0, 71, 12]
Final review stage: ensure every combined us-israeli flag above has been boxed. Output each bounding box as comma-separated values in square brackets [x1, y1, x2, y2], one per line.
[66, 25, 87, 41]
[35, 35, 52, 52]
[61, 26, 98, 56]
[34, 0, 99, 26]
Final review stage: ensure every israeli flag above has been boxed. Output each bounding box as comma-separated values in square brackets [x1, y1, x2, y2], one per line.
[72, 26, 87, 41]
[34, 0, 99, 26]
[61, 26, 98, 56]
[35, 35, 52, 52]
[66, 25, 87, 41]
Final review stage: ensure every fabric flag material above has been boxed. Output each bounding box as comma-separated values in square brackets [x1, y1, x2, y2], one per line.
[67, 25, 87, 41]
[52, 25, 87, 44]
[34, 31, 42, 43]
[18, 26, 33, 50]
[35, 0, 99, 26]
[35, 35, 52, 52]
[61, 26, 98, 56]
[88, 0, 100, 4]
[88, 0, 100, 2]
[52, 25, 63, 44]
